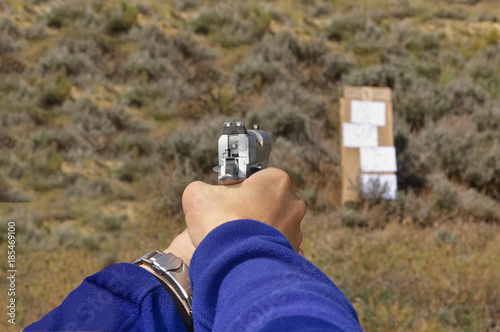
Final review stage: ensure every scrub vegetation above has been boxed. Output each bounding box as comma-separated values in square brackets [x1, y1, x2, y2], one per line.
[0, 0, 499, 330]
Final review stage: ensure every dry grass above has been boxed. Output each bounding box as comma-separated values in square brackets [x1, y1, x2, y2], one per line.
[302, 214, 500, 331]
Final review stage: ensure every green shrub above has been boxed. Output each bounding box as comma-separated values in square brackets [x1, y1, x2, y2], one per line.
[466, 45, 500, 96]
[0, 76, 38, 110]
[440, 50, 466, 68]
[65, 38, 108, 65]
[410, 31, 442, 53]
[324, 7, 365, 41]
[417, 119, 500, 198]
[472, 12, 498, 22]
[0, 176, 31, 202]
[105, 2, 138, 34]
[234, 55, 287, 93]
[0, 29, 17, 55]
[387, 0, 416, 18]
[45, 2, 103, 30]
[247, 102, 308, 144]
[30, 128, 78, 152]
[235, 31, 328, 93]
[299, 37, 329, 65]
[158, 118, 220, 176]
[394, 122, 427, 193]
[415, 61, 441, 82]
[322, 53, 357, 82]
[466, 45, 500, 80]
[411, 196, 434, 226]
[439, 0, 479, 4]
[94, 213, 126, 232]
[24, 149, 76, 192]
[174, 0, 199, 11]
[434, 228, 457, 245]
[460, 189, 499, 223]
[390, 21, 442, 54]
[114, 158, 154, 183]
[0, 16, 18, 36]
[0, 152, 27, 179]
[352, 21, 387, 55]
[134, 24, 213, 62]
[39, 46, 91, 76]
[124, 52, 179, 81]
[462, 146, 500, 197]
[191, 7, 234, 34]
[190, 6, 270, 47]
[112, 134, 154, 157]
[49, 222, 100, 251]
[245, 96, 331, 174]
[383, 189, 414, 222]
[126, 78, 200, 119]
[62, 95, 99, 115]
[338, 208, 368, 228]
[71, 97, 114, 135]
[61, 99, 133, 156]
[264, 82, 327, 119]
[429, 173, 460, 215]
[0, 111, 36, 128]
[105, 104, 149, 133]
[473, 100, 500, 131]
[417, 122, 472, 179]
[66, 176, 112, 197]
[343, 64, 401, 88]
[445, 78, 487, 115]
[38, 77, 72, 107]
[246, 100, 331, 175]
[309, 3, 333, 17]
[431, 7, 468, 20]
[216, 21, 256, 48]
[394, 76, 448, 130]
[268, 136, 307, 188]
[253, 31, 301, 67]
[254, 31, 328, 66]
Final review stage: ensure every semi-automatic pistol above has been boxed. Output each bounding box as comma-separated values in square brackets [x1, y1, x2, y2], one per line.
[214, 121, 272, 185]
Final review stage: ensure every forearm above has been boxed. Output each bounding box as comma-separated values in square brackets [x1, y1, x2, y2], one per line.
[190, 220, 363, 332]
[23, 263, 186, 332]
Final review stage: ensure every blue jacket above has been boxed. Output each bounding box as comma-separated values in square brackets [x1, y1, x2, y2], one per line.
[25, 220, 363, 331]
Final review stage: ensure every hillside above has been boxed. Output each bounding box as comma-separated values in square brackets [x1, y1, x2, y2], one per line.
[0, 0, 499, 330]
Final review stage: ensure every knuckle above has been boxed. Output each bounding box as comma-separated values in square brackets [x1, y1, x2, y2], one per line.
[182, 181, 204, 207]
[266, 168, 292, 189]
[296, 199, 307, 217]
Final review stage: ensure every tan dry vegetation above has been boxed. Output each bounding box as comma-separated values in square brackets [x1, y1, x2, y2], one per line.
[303, 213, 500, 331]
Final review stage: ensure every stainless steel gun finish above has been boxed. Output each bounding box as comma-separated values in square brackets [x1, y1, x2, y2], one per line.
[214, 121, 272, 185]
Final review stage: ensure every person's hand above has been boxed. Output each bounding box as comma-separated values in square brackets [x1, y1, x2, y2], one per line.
[162, 229, 196, 266]
[182, 168, 306, 251]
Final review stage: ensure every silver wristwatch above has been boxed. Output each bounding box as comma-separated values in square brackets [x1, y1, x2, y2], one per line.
[134, 250, 193, 328]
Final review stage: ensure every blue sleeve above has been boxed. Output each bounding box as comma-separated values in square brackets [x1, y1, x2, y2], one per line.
[23, 262, 186, 332]
[189, 219, 363, 332]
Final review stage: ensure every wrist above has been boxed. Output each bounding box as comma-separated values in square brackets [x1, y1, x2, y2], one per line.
[134, 250, 193, 331]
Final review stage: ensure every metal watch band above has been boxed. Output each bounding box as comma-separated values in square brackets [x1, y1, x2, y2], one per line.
[134, 251, 192, 313]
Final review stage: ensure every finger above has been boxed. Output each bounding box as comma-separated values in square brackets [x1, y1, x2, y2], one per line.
[298, 248, 304, 257]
